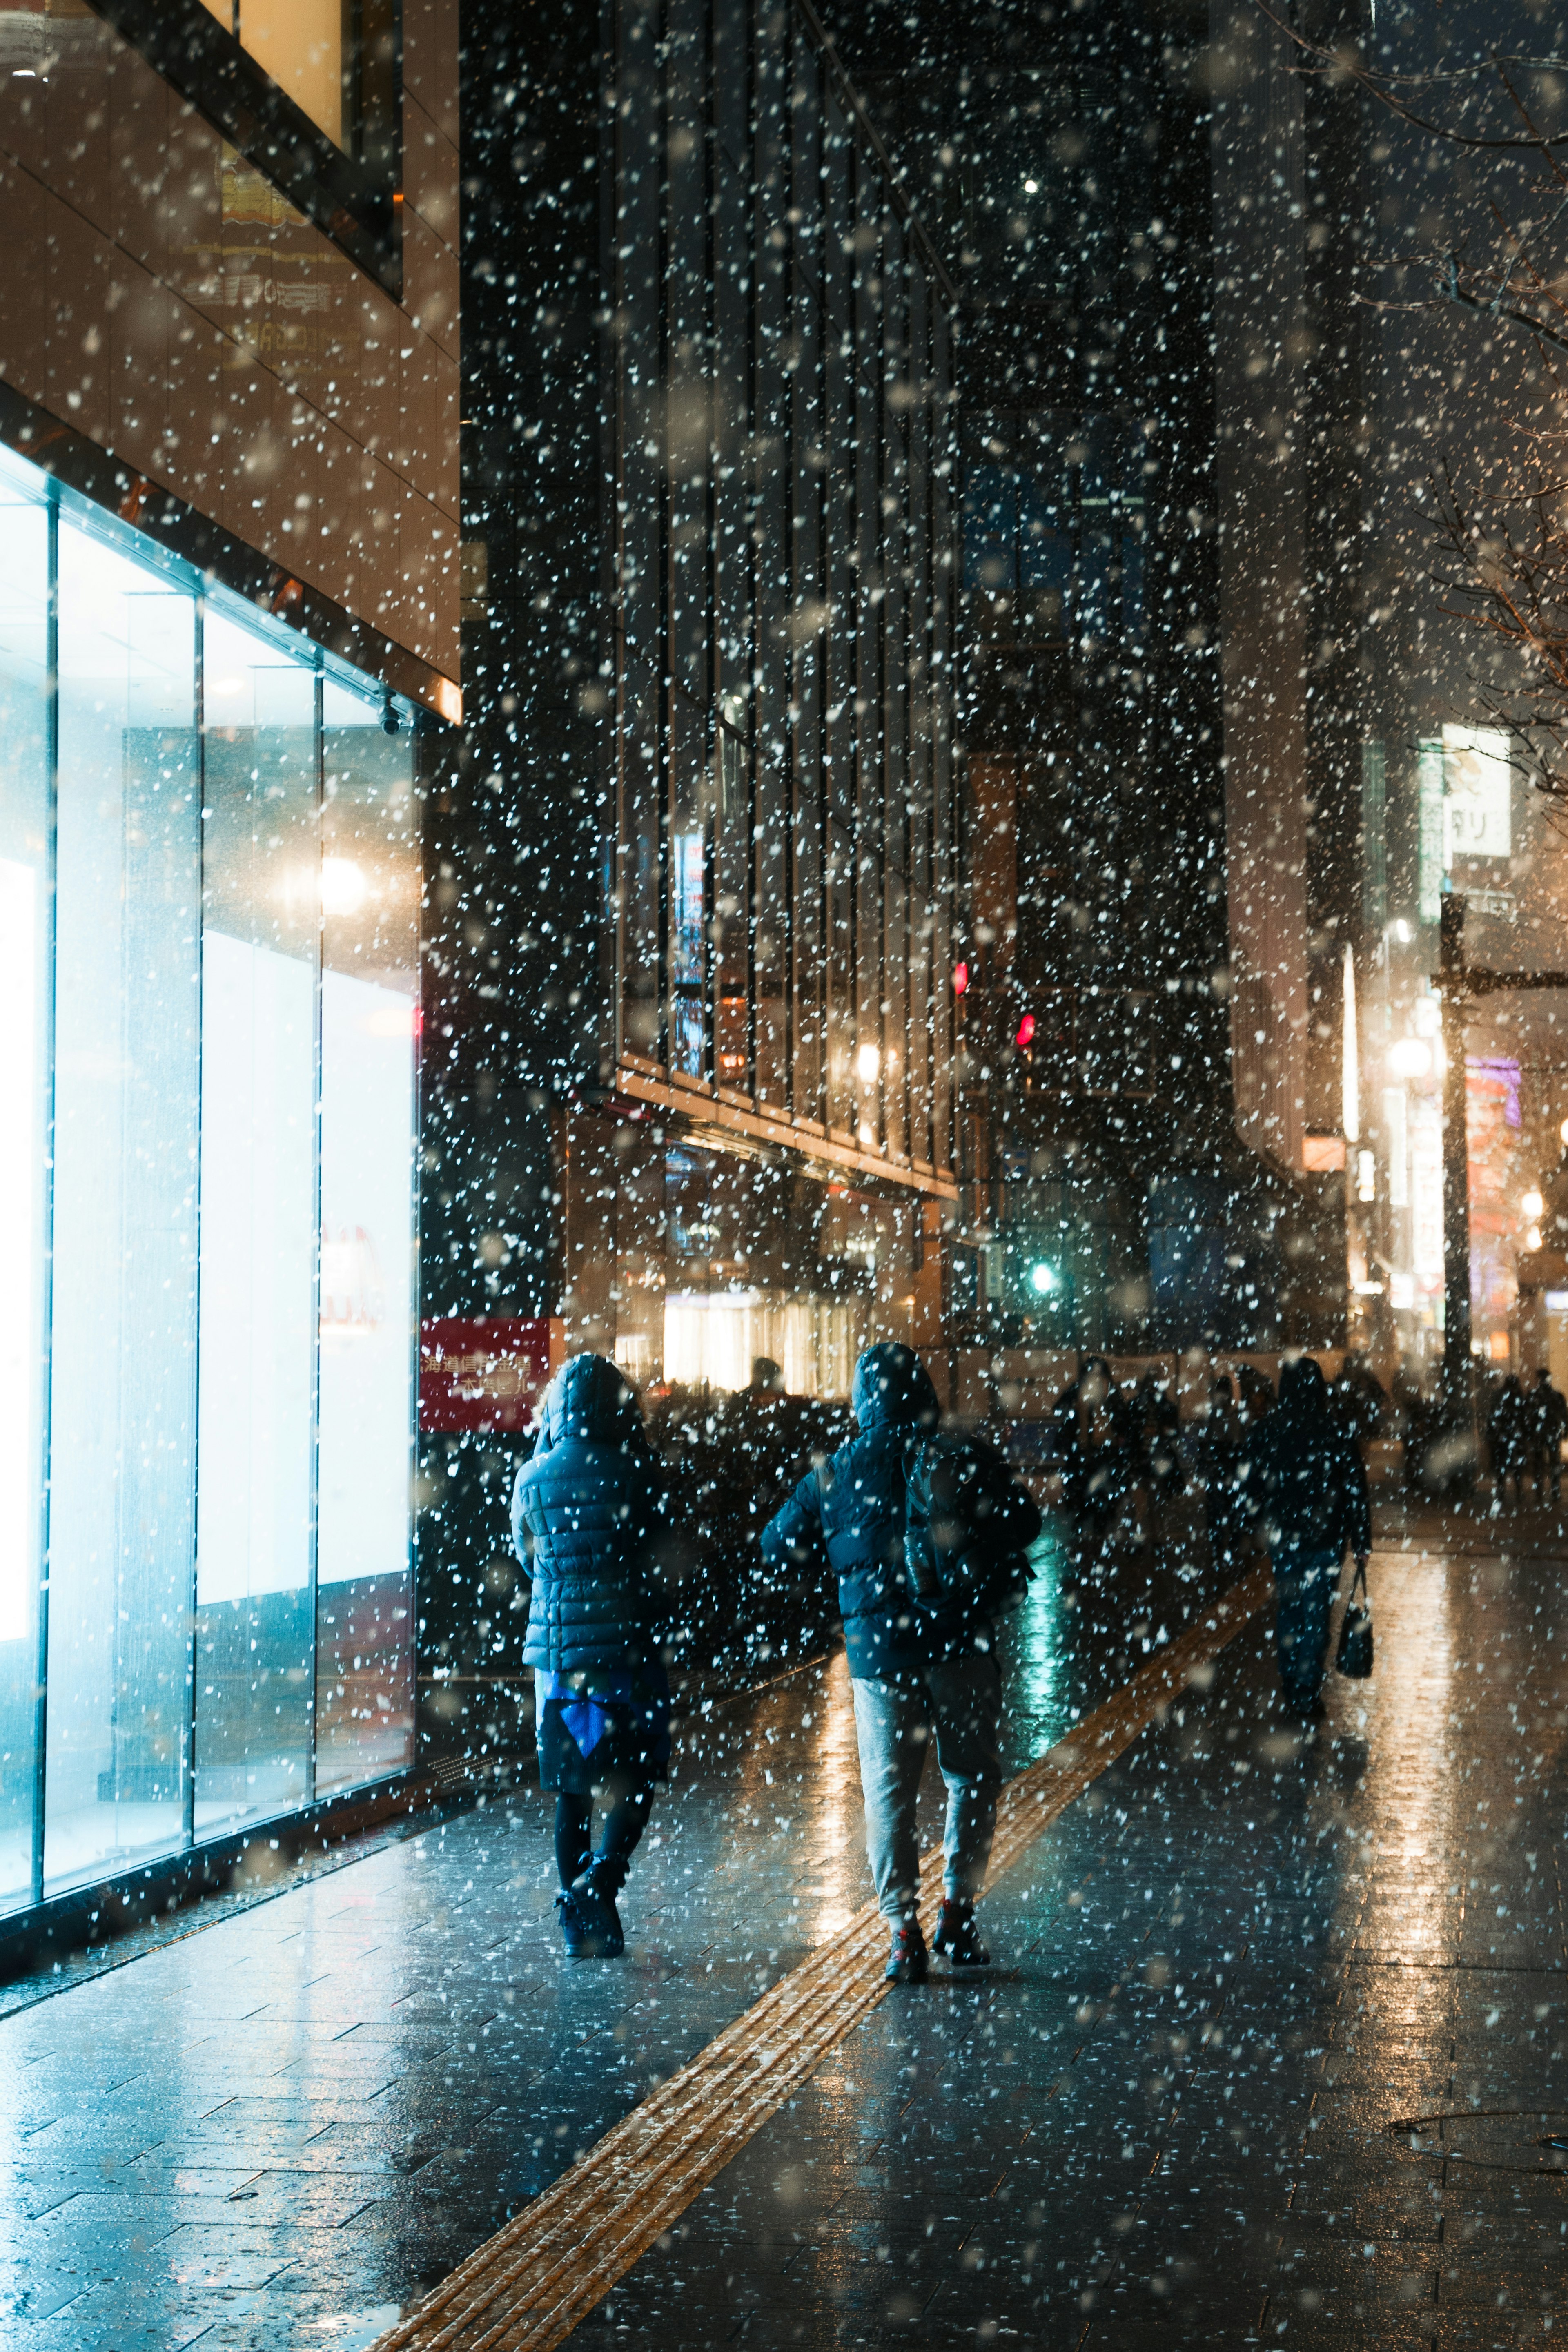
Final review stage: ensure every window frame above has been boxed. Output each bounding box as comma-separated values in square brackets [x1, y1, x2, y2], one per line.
[0, 436, 428, 1922]
[88, 0, 402, 297]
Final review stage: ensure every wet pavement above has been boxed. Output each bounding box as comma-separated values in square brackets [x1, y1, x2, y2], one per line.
[0, 1503, 1565, 2349]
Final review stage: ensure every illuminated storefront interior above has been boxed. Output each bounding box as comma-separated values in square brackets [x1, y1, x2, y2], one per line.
[659, 1292, 867, 1400]
[0, 442, 421, 1917]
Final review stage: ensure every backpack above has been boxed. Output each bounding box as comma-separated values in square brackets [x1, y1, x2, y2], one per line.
[902, 1431, 1042, 1618]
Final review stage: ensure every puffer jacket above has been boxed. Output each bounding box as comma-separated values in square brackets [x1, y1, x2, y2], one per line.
[761, 1342, 1033, 1679]
[1242, 1354, 1372, 1563]
[512, 1353, 676, 1675]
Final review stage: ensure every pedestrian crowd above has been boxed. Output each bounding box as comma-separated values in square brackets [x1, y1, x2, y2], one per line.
[508, 1339, 1565, 1974]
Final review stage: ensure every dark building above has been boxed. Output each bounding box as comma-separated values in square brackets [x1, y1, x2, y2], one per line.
[827, 0, 1349, 1372]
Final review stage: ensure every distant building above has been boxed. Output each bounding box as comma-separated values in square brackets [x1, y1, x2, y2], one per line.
[0, 0, 457, 1931]
[830, 0, 1349, 1369]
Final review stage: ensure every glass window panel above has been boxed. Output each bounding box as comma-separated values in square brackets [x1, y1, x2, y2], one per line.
[0, 461, 50, 1913]
[715, 722, 748, 1091]
[236, 0, 343, 145]
[45, 516, 200, 1894]
[194, 604, 318, 1839]
[315, 676, 417, 1796]
[670, 825, 708, 1078]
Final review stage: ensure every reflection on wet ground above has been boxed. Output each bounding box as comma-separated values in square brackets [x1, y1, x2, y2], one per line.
[0, 1505, 1563, 2348]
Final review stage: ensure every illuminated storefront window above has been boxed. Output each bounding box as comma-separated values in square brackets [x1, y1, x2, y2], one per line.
[662, 1293, 866, 1400]
[0, 443, 421, 1917]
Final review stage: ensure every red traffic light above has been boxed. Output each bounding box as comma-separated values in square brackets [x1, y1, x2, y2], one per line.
[1015, 1013, 1036, 1049]
[953, 961, 969, 996]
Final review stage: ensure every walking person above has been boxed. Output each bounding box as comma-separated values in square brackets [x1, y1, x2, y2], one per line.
[1130, 1368, 1184, 1542]
[761, 1343, 1040, 1984]
[1391, 1360, 1430, 1491]
[1192, 1373, 1246, 1566]
[1235, 1362, 1275, 1435]
[1531, 1368, 1567, 1508]
[511, 1353, 683, 1960]
[1048, 1355, 1135, 1592]
[1244, 1354, 1372, 1722]
[1488, 1375, 1529, 1512]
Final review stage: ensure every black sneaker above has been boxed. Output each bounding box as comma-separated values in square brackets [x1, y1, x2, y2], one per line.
[932, 1897, 991, 1967]
[556, 1882, 624, 1959]
[885, 1917, 928, 1984]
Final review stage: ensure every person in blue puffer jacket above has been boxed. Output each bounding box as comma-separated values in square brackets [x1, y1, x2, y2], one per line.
[512, 1353, 683, 1959]
[761, 1342, 1039, 1984]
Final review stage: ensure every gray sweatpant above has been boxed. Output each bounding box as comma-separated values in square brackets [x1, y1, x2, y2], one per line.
[851, 1654, 1003, 1922]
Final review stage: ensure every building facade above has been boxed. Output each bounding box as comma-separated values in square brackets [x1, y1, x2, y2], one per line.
[0, 0, 457, 1929]
[825, 0, 1348, 1369]
[443, 0, 964, 1418]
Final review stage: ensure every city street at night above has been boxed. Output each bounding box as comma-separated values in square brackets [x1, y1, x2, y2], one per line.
[4, 0, 1568, 2340]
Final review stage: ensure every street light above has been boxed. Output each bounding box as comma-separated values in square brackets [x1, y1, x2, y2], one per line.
[1522, 1189, 1545, 1222]
[1388, 1036, 1432, 1078]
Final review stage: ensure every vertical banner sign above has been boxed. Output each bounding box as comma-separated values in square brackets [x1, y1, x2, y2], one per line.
[1360, 741, 1387, 934]
[1417, 740, 1445, 925]
[1442, 727, 1513, 863]
[1410, 1095, 1444, 1293]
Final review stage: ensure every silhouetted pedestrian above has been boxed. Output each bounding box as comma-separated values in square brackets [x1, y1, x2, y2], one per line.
[1531, 1368, 1567, 1507]
[1245, 1354, 1372, 1721]
[1488, 1376, 1530, 1512]
[511, 1354, 684, 1960]
[761, 1343, 1039, 1983]
[1192, 1374, 1247, 1565]
[1331, 1351, 1385, 1450]
[1392, 1360, 1430, 1490]
[1235, 1362, 1275, 1432]
[1130, 1368, 1185, 1530]
[1048, 1355, 1136, 1588]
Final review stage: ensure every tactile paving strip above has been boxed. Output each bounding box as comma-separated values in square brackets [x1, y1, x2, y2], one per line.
[370, 1563, 1272, 2352]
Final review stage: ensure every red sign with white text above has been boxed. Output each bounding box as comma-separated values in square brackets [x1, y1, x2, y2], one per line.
[418, 1317, 551, 1433]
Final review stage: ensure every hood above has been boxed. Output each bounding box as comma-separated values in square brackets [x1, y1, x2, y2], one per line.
[541, 1352, 642, 1446]
[1276, 1353, 1328, 1420]
[852, 1343, 940, 1432]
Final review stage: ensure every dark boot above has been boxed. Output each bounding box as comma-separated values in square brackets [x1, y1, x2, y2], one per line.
[884, 1915, 927, 1984]
[583, 1857, 627, 1957]
[932, 1896, 991, 1967]
[555, 1874, 623, 1960]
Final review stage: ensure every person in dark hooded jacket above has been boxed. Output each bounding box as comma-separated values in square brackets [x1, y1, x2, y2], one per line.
[1242, 1354, 1371, 1719]
[761, 1342, 1040, 1984]
[1046, 1355, 1136, 1587]
[512, 1353, 682, 1958]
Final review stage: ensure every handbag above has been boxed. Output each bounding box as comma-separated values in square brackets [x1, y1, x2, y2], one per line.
[1335, 1558, 1373, 1679]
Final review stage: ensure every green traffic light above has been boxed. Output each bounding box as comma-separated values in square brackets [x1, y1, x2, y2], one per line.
[1029, 1262, 1057, 1295]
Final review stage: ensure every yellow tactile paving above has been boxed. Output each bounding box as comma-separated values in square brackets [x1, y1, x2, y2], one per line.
[370, 1562, 1273, 2352]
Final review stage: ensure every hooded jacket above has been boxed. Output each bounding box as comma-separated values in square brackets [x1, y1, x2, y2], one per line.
[512, 1353, 676, 1676]
[1047, 1356, 1136, 1518]
[760, 1343, 1029, 1677]
[1243, 1355, 1371, 1563]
